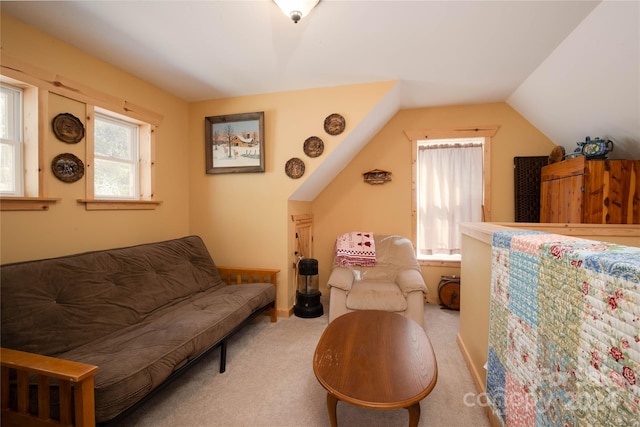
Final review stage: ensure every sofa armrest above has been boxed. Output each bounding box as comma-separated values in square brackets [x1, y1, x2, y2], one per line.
[327, 267, 356, 292]
[217, 266, 279, 322]
[1, 347, 98, 427]
[395, 269, 428, 296]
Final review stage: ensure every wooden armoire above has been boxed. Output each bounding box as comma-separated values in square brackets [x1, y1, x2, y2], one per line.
[540, 156, 640, 224]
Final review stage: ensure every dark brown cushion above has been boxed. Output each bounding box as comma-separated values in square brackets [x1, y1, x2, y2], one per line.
[1, 235, 276, 423]
[1, 236, 224, 355]
[61, 281, 274, 422]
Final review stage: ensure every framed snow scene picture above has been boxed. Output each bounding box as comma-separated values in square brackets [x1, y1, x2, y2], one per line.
[205, 112, 265, 174]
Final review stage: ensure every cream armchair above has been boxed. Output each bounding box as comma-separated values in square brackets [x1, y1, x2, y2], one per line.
[327, 234, 428, 329]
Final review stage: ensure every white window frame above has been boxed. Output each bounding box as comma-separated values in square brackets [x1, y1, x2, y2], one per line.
[93, 112, 140, 200]
[84, 106, 155, 208]
[0, 83, 24, 196]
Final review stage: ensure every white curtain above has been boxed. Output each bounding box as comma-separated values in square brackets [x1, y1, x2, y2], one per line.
[417, 143, 484, 257]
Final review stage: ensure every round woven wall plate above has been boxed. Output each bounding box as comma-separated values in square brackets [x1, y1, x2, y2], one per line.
[303, 136, 324, 158]
[52, 113, 85, 144]
[285, 157, 305, 179]
[51, 153, 84, 183]
[324, 113, 345, 136]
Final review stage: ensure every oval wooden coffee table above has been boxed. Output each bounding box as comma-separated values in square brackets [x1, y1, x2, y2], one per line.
[313, 310, 438, 427]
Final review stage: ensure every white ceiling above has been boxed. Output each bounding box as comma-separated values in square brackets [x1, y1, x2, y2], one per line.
[1, 0, 600, 106]
[2, 0, 639, 161]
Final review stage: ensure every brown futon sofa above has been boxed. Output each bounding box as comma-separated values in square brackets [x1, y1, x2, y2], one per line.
[0, 235, 278, 426]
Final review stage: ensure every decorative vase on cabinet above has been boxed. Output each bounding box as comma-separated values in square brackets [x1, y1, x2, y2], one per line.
[540, 156, 640, 224]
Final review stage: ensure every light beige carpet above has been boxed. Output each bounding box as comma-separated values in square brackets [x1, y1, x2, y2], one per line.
[110, 302, 490, 427]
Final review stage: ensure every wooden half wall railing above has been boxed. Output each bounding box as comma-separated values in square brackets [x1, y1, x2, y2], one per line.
[1, 347, 99, 427]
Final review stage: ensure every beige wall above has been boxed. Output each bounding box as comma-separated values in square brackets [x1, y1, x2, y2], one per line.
[459, 232, 493, 392]
[312, 103, 556, 298]
[188, 83, 396, 314]
[2, 13, 568, 317]
[0, 14, 190, 262]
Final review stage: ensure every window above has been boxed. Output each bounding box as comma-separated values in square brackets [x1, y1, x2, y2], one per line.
[82, 106, 157, 209]
[415, 137, 485, 261]
[1, 55, 162, 210]
[94, 113, 140, 199]
[0, 76, 54, 210]
[0, 83, 23, 196]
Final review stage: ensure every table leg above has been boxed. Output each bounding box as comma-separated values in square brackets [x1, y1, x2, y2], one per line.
[326, 393, 338, 427]
[407, 403, 420, 427]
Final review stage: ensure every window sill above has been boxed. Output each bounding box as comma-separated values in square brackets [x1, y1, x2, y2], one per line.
[0, 197, 60, 211]
[419, 259, 461, 268]
[77, 199, 163, 210]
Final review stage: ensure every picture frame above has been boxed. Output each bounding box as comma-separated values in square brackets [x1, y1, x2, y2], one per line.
[205, 112, 265, 174]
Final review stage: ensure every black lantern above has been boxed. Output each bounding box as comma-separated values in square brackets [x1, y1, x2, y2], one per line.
[294, 258, 323, 318]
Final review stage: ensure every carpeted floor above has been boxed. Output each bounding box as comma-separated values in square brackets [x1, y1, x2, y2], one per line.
[110, 302, 490, 427]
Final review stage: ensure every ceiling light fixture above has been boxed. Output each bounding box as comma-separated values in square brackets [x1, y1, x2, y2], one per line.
[274, 0, 320, 24]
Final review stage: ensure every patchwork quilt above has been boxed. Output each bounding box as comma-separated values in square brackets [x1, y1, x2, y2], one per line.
[487, 230, 640, 426]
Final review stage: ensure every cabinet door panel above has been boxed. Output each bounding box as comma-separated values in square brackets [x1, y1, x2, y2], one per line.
[540, 158, 639, 224]
[559, 175, 583, 223]
[632, 161, 640, 223]
[602, 161, 634, 224]
[584, 160, 639, 224]
[584, 161, 605, 223]
[540, 179, 560, 222]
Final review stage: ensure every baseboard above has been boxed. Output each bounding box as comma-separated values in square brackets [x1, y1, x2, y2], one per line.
[456, 332, 484, 393]
[456, 333, 502, 427]
[278, 307, 294, 318]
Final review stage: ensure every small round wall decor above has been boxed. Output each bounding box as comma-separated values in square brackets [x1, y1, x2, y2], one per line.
[52, 113, 85, 144]
[303, 136, 324, 158]
[324, 113, 345, 136]
[51, 153, 84, 183]
[285, 157, 305, 179]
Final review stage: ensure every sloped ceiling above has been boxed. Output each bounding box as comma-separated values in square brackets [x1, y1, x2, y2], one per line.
[508, 0, 639, 160]
[1, 0, 638, 161]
